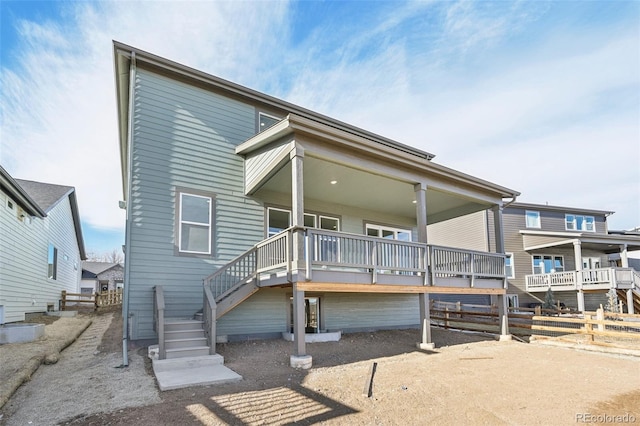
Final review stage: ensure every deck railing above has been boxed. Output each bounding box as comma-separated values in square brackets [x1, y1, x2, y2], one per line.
[430, 245, 506, 283]
[204, 227, 507, 299]
[526, 267, 639, 292]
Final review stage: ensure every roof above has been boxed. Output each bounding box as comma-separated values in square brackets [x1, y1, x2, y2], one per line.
[113, 41, 520, 203]
[14, 179, 74, 213]
[1, 172, 87, 260]
[509, 202, 614, 217]
[0, 165, 46, 217]
[82, 261, 123, 275]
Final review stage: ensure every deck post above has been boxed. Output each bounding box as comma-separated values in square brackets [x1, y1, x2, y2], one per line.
[619, 244, 629, 268]
[577, 290, 585, 312]
[626, 289, 635, 314]
[497, 293, 511, 341]
[290, 283, 312, 368]
[417, 293, 434, 350]
[414, 183, 429, 284]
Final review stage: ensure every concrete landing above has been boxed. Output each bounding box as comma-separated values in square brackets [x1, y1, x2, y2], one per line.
[151, 354, 242, 391]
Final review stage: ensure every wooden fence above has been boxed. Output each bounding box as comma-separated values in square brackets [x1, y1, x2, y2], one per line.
[430, 301, 640, 348]
[61, 289, 123, 311]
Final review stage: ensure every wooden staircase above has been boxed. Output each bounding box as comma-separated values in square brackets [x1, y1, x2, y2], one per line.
[617, 288, 640, 314]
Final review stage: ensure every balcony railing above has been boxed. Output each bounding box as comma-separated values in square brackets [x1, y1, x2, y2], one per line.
[525, 267, 639, 292]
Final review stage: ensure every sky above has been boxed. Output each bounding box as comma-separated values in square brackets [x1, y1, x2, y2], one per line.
[1, 0, 639, 256]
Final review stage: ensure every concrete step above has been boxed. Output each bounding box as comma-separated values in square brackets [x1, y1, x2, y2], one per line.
[164, 319, 204, 332]
[165, 337, 208, 349]
[165, 346, 210, 359]
[152, 355, 242, 391]
[165, 329, 205, 340]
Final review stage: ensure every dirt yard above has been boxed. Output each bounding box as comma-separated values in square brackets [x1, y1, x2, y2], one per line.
[1, 308, 639, 425]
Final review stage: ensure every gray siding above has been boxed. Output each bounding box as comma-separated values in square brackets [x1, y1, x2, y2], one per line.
[427, 210, 488, 251]
[127, 69, 264, 339]
[509, 206, 608, 234]
[502, 207, 612, 308]
[0, 191, 82, 323]
[216, 289, 422, 337]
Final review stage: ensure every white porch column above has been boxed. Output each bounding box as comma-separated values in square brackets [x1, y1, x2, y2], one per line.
[574, 240, 585, 312]
[414, 183, 434, 350]
[620, 244, 629, 268]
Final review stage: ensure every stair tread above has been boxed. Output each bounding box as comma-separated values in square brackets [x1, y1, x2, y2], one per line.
[166, 337, 207, 343]
[166, 346, 209, 352]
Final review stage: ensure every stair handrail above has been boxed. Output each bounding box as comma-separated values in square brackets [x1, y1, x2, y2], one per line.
[203, 228, 294, 300]
[203, 285, 217, 355]
[153, 285, 166, 360]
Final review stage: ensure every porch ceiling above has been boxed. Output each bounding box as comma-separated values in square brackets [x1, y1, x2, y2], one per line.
[253, 156, 490, 223]
[522, 232, 640, 253]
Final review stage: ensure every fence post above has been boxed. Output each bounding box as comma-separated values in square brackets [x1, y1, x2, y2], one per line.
[61, 290, 67, 311]
[456, 301, 461, 319]
[444, 307, 450, 329]
[534, 306, 541, 316]
[596, 308, 605, 332]
[584, 313, 594, 341]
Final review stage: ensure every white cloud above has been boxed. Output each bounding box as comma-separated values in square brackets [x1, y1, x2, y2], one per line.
[1, 0, 638, 240]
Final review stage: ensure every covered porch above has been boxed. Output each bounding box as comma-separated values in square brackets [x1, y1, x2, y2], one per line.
[522, 230, 640, 312]
[222, 113, 519, 367]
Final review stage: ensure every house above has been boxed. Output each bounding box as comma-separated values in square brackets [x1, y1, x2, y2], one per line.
[0, 166, 86, 324]
[428, 202, 640, 312]
[113, 41, 520, 369]
[80, 262, 124, 294]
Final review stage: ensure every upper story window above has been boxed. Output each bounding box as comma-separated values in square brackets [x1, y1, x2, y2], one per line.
[505, 253, 515, 278]
[525, 210, 541, 228]
[178, 192, 213, 254]
[258, 112, 281, 132]
[565, 214, 594, 232]
[532, 254, 564, 274]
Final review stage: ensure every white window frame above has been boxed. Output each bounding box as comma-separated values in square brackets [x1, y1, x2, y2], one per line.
[532, 254, 564, 274]
[365, 224, 412, 241]
[505, 253, 515, 278]
[266, 208, 340, 237]
[525, 210, 541, 228]
[565, 214, 595, 232]
[47, 244, 58, 280]
[258, 112, 282, 133]
[178, 192, 213, 254]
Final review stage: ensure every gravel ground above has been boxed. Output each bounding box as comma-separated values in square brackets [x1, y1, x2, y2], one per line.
[0, 313, 160, 426]
[1, 309, 638, 425]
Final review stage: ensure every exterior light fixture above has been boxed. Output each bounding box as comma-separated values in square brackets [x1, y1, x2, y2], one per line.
[330, 180, 337, 185]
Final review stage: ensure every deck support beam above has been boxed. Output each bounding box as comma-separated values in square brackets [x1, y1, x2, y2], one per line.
[577, 290, 586, 312]
[290, 283, 312, 368]
[497, 293, 511, 341]
[417, 293, 434, 350]
[626, 289, 635, 314]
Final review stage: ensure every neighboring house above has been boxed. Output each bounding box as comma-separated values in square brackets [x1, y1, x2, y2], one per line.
[113, 42, 520, 367]
[0, 166, 86, 324]
[80, 262, 124, 294]
[428, 202, 640, 312]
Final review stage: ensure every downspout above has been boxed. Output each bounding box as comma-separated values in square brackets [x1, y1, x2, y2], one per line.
[122, 51, 137, 367]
